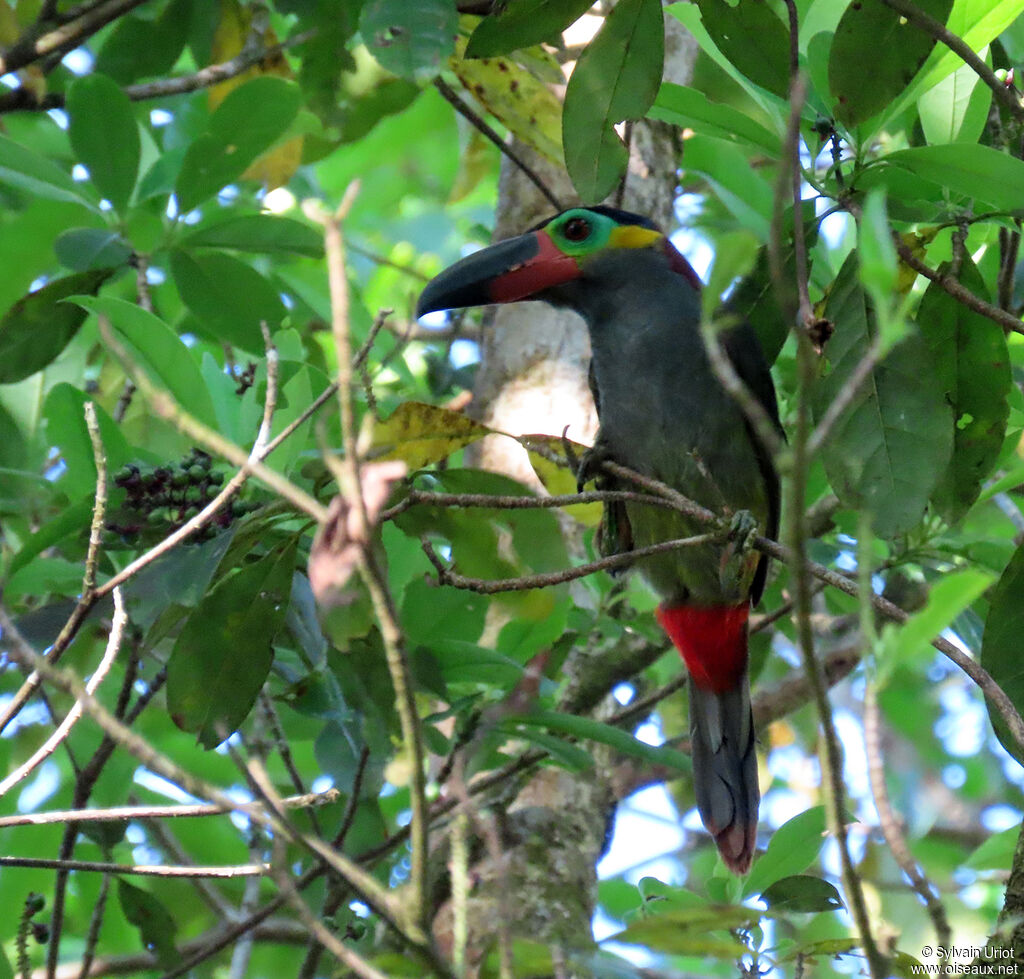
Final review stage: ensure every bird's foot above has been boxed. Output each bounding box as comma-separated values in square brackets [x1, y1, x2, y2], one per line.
[719, 509, 760, 596]
[570, 437, 613, 493]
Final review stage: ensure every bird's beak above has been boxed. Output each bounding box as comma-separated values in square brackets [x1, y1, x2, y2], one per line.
[416, 231, 582, 317]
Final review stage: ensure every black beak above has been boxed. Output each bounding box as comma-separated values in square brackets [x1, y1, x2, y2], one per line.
[416, 234, 543, 317]
[417, 231, 583, 318]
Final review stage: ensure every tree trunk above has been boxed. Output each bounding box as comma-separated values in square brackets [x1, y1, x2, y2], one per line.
[432, 16, 699, 973]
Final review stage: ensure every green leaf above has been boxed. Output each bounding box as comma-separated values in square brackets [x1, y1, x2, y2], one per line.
[877, 569, 995, 685]
[175, 77, 301, 210]
[759, 874, 844, 914]
[167, 542, 296, 748]
[981, 542, 1024, 764]
[695, 0, 790, 99]
[861, 144, 1024, 214]
[66, 73, 140, 213]
[883, 0, 1024, 129]
[744, 806, 828, 898]
[964, 824, 1019, 871]
[0, 133, 94, 208]
[829, 0, 954, 127]
[359, 0, 457, 80]
[562, 0, 664, 201]
[609, 906, 755, 956]
[182, 215, 324, 258]
[71, 295, 218, 429]
[810, 252, 953, 538]
[43, 384, 131, 501]
[54, 228, 133, 272]
[649, 83, 781, 156]
[919, 259, 1011, 521]
[917, 45, 992, 144]
[359, 401, 495, 469]
[0, 269, 114, 383]
[857, 189, 898, 308]
[94, 0, 192, 84]
[169, 249, 285, 350]
[117, 879, 180, 968]
[506, 709, 691, 773]
[465, 0, 595, 58]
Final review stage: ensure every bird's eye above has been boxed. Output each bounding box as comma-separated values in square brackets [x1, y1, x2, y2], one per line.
[562, 217, 592, 242]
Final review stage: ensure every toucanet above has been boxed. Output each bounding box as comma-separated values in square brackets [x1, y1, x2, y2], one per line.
[417, 206, 782, 874]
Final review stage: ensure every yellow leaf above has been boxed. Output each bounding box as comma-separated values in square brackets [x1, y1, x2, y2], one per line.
[518, 433, 602, 527]
[358, 402, 494, 470]
[207, 0, 302, 190]
[450, 33, 564, 166]
[0, 2, 18, 45]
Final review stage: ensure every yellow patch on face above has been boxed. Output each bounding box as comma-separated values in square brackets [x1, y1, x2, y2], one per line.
[609, 225, 663, 249]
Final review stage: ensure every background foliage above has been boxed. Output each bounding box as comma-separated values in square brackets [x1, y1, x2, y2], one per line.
[3, 0, 1024, 977]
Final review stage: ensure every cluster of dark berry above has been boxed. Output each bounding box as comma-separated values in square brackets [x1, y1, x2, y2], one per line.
[107, 449, 257, 544]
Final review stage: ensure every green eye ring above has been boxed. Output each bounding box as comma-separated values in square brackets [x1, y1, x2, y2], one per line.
[547, 208, 614, 256]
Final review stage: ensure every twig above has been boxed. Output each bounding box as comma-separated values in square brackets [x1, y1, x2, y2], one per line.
[805, 335, 885, 456]
[0, 402, 112, 737]
[0, 28, 318, 113]
[0, 609, 419, 948]
[0, 856, 269, 878]
[433, 77, 563, 211]
[311, 187, 432, 937]
[864, 681, 951, 973]
[0, 589, 127, 798]
[0, 0, 149, 75]
[76, 874, 110, 979]
[382, 487, 677, 522]
[700, 319, 785, 458]
[98, 316, 328, 522]
[781, 8, 883, 975]
[894, 235, 1024, 336]
[0, 790, 341, 831]
[421, 531, 720, 594]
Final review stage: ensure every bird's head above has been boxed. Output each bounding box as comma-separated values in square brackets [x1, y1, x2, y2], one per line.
[416, 206, 702, 318]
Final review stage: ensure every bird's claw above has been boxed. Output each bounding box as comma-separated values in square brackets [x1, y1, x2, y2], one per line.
[572, 440, 612, 493]
[719, 509, 760, 596]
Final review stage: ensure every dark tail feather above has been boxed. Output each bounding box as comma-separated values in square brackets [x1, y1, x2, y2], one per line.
[688, 671, 759, 874]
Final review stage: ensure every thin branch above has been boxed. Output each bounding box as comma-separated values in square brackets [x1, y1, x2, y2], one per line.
[0, 790, 342, 831]
[806, 335, 885, 456]
[311, 188, 432, 937]
[780, 8, 883, 974]
[0, 0, 149, 75]
[422, 531, 720, 594]
[0, 402, 112, 737]
[382, 486, 680, 521]
[76, 874, 110, 979]
[0, 27, 318, 113]
[0, 609, 419, 948]
[0, 856, 269, 878]
[433, 76, 563, 211]
[98, 316, 328, 522]
[0, 590, 126, 799]
[864, 681, 952, 973]
[878, 0, 1024, 125]
[894, 234, 1024, 335]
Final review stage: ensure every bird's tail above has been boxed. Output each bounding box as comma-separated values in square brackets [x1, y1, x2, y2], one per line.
[656, 603, 759, 874]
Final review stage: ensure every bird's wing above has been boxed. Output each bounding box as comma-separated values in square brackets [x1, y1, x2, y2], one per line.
[720, 322, 783, 606]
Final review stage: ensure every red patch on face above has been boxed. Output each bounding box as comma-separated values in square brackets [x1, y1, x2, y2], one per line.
[489, 232, 582, 302]
[662, 238, 703, 292]
[655, 602, 749, 693]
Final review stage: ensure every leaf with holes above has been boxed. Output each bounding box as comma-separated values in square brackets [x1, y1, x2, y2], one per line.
[829, 0, 954, 126]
